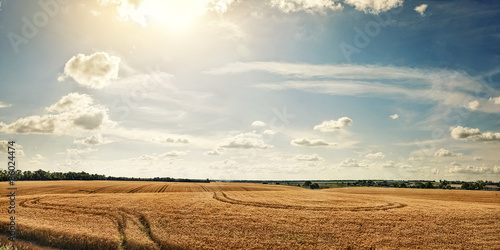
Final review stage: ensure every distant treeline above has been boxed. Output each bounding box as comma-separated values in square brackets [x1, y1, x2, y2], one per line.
[0, 169, 210, 183]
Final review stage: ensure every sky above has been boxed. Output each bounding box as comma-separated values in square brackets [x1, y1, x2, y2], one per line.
[0, 0, 499, 181]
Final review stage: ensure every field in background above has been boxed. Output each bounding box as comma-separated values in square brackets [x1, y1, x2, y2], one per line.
[0, 181, 499, 249]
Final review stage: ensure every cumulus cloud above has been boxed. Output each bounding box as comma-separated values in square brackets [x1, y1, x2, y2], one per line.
[219, 131, 271, 149]
[0, 101, 11, 108]
[489, 97, 500, 104]
[251, 121, 266, 127]
[130, 154, 158, 162]
[208, 159, 239, 170]
[28, 154, 45, 164]
[263, 129, 276, 135]
[450, 161, 461, 166]
[414, 4, 428, 16]
[60, 52, 120, 89]
[160, 150, 190, 157]
[434, 148, 461, 157]
[365, 152, 385, 159]
[450, 126, 500, 142]
[474, 157, 483, 161]
[313, 117, 352, 132]
[203, 150, 220, 156]
[74, 134, 109, 145]
[0, 141, 25, 156]
[65, 147, 98, 155]
[150, 136, 189, 144]
[382, 160, 396, 168]
[270, 0, 343, 14]
[408, 156, 423, 161]
[449, 165, 490, 174]
[338, 158, 366, 168]
[389, 114, 399, 119]
[344, 0, 403, 14]
[290, 137, 334, 147]
[467, 100, 480, 110]
[294, 154, 323, 161]
[1, 93, 111, 135]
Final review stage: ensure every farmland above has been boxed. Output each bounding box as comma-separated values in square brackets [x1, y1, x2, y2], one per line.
[1, 181, 499, 249]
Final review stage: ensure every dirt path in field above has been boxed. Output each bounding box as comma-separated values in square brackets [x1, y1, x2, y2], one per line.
[213, 191, 407, 211]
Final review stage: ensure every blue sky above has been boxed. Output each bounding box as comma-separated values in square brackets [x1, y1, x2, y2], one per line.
[0, 0, 499, 181]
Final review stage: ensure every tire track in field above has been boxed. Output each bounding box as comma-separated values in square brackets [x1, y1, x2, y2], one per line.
[199, 185, 209, 192]
[19, 197, 169, 249]
[20, 197, 127, 249]
[89, 185, 113, 193]
[156, 185, 169, 193]
[127, 185, 150, 193]
[213, 192, 407, 211]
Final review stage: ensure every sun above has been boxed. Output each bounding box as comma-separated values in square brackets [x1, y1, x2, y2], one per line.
[119, 0, 211, 31]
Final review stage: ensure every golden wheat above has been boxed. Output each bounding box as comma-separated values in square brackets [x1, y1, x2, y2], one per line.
[0, 181, 498, 249]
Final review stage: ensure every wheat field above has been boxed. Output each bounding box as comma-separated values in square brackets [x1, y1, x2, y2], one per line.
[0, 181, 499, 249]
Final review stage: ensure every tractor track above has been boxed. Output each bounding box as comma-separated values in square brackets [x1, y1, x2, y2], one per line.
[213, 192, 407, 211]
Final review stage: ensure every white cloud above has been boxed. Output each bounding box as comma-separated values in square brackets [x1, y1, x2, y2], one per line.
[434, 148, 458, 157]
[65, 147, 98, 155]
[0, 101, 11, 108]
[160, 150, 190, 157]
[130, 154, 158, 162]
[290, 137, 334, 147]
[208, 159, 239, 170]
[344, 0, 403, 14]
[28, 154, 45, 164]
[408, 156, 423, 161]
[219, 131, 271, 149]
[207, 62, 499, 114]
[450, 126, 500, 142]
[474, 157, 483, 161]
[467, 100, 480, 110]
[414, 4, 428, 16]
[0, 141, 25, 156]
[494, 166, 500, 174]
[294, 154, 323, 161]
[74, 134, 110, 145]
[149, 136, 189, 144]
[313, 117, 353, 132]
[449, 165, 490, 174]
[263, 129, 276, 135]
[382, 160, 396, 168]
[203, 150, 220, 156]
[251, 121, 266, 127]
[46, 93, 94, 113]
[450, 161, 461, 166]
[365, 152, 385, 159]
[390, 114, 399, 119]
[60, 52, 120, 89]
[489, 97, 500, 104]
[338, 158, 366, 168]
[1, 93, 112, 135]
[98, 0, 235, 27]
[270, 0, 343, 14]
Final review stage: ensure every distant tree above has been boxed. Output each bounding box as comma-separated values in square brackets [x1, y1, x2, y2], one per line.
[303, 181, 312, 187]
[425, 182, 434, 189]
[309, 183, 320, 189]
[262, 182, 268, 184]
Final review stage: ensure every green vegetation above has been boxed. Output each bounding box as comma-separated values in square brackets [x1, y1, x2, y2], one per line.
[0, 169, 210, 183]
